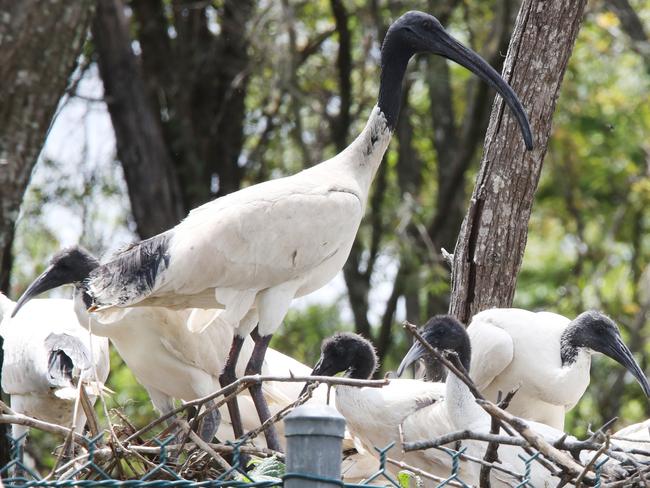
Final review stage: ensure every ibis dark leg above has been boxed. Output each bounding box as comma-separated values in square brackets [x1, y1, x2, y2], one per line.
[245, 331, 281, 452]
[219, 335, 245, 440]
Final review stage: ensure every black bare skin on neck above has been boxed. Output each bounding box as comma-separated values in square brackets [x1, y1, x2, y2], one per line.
[420, 315, 472, 372]
[319, 333, 378, 380]
[377, 27, 413, 131]
[560, 311, 619, 365]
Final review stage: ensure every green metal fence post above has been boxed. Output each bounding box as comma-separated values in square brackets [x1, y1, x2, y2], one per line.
[284, 405, 345, 488]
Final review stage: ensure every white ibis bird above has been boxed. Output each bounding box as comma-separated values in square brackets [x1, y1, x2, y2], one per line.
[304, 332, 446, 481]
[10, 246, 380, 480]
[396, 316, 592, 486]
[459, 308, 650, 430]
[15, 11, 532, 450]
[11, 247, 302, 443]
[0, 293, 109, 452]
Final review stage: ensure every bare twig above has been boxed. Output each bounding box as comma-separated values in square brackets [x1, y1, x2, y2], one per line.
[386, 457, 465, 486]
[0, 412, 88, 446]
[477, 399, 590, 482]
[125, 374, 387, 442]
[176, 420, 232, 474]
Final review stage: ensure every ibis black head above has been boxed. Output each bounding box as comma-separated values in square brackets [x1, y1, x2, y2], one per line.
[309, 332, 378, 380]
[12, 246, 99, 318]
[562, 311, 650, 397]
[378, 10, 533, 149]
[397, 315, 471, 377]
[299, 333, 377, 398]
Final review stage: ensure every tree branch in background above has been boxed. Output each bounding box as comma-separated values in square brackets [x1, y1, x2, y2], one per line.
[330, 0, 352, 153]
[605, 0, 650, 74]
[449, 0, 589, 324]
[93, 0, 184, 239]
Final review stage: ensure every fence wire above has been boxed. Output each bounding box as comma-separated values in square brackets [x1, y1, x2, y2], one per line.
[0, 430, 614, 488]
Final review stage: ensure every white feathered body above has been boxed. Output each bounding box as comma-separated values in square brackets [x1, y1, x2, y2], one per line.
[0, 295, 110, 437]
[468, 308, 592, 430]
[400, 374, 575, 487]
[72, 294, 378, 480]
[611, 419, 650, 461]
[88, 108, 391, 337]
[334, 379, 445, 476]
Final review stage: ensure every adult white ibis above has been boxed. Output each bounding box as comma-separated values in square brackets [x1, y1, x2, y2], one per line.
[11, 246, 380, 479]
[11, 247, 306, 443]
[461, 308, 650, 430]
[397, 316, 592, 486]
[17, 11, 532, 450]
[0, 294, 109, 452]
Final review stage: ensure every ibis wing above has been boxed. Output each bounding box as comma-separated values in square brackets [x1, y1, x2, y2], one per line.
[467, 319, 514, 392]
[88, 182, 362, 309]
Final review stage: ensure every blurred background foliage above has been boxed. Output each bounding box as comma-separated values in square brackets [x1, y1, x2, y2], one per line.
[5, 0, 650, 457]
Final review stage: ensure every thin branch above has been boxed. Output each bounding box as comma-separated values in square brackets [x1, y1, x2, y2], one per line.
[477, 400, 590, 482]
[125, 374, 388, 442]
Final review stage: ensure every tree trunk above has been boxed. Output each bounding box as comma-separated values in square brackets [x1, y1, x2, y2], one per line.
[0, 0, 95, 465]
[449, 0, 588, 324]
[93, 0, 185, 239]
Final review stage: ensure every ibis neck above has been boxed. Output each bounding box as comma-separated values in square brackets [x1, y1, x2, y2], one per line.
[377, 37, 412, 131]
[331, 106, 391, 199]
[445, 370, 487, 429]
[560, 323, 586, 366]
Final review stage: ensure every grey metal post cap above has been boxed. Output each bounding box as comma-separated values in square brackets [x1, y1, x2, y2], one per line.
[284, 405, 345, 438]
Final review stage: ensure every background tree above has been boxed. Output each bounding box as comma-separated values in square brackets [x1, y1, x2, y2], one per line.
[0, 0, 96, 463]
[449, 0, 589, 322]
[4, 0, 650, 458]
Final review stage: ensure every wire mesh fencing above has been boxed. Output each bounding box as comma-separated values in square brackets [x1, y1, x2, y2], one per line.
[0, 410, 639, 488]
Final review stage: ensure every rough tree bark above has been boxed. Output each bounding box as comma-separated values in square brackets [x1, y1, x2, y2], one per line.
[93, 0, 185, 238]
[449, 0, 589, 324]
[0, 0, 95, 464]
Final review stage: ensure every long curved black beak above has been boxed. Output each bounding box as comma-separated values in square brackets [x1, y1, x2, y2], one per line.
[397, 341, 428, 377]
[432, 32, 533, 150]
[12, 265, 63, 318]
[299, 356, 327, 398]
[605, 336, 650, 397]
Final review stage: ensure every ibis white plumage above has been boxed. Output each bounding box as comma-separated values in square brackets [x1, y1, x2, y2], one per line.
[611, 419, 650, 461]
[10, 247, 318, 442]
[10, 247, 382, 481]
[17, 11, 533, 449]
[0, 293, 109, 449]
[304, 332, 446, 480]
[396, 316, 595, 487]
[463, 308, 650, 430]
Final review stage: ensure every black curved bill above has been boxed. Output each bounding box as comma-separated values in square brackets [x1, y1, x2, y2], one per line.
[397, 341, 428, 377]
[606, 336, 650, 397]
[432, 32, 533, 150]
[12, 265, 62, 318]
[299, 356, 326, 398]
